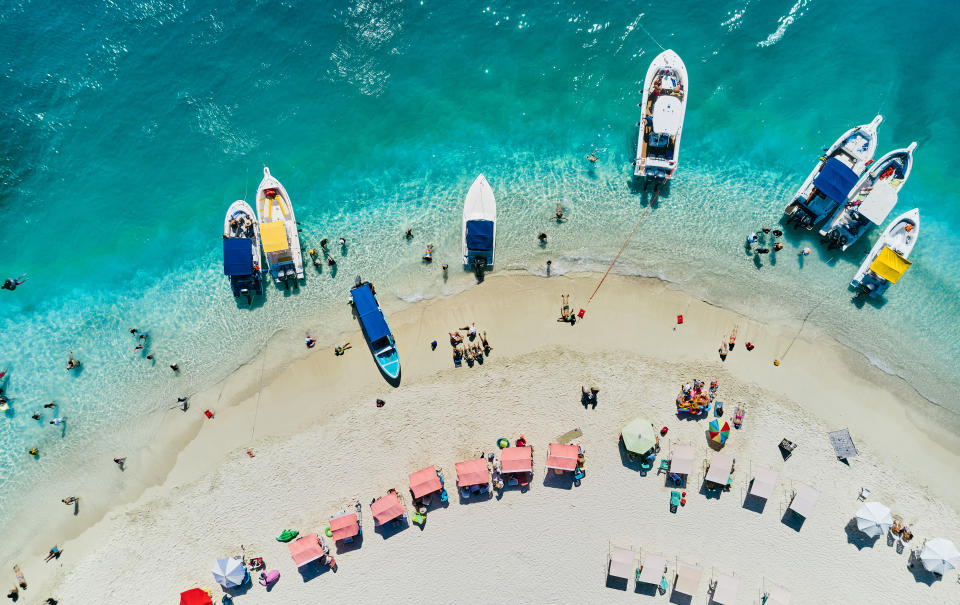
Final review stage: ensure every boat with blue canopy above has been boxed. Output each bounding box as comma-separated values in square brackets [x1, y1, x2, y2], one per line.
[350, 277, 400, 381]
[461, 174, 496, 283]
[784, 115, 882, 230]
[222, 200, 262, 304]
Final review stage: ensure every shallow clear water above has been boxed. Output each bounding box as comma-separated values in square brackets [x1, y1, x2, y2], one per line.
[1, 0, 959, 517]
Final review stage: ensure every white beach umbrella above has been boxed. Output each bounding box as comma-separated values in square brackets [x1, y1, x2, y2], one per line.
[920, 538, 960, 574]
[212, 557, 246, 588]
[855, 501, 893, 538]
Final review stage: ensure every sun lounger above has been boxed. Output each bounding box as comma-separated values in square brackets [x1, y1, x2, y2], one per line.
[670, 490, 681, 513]
[657, 459, 671, 474]
[858, 487, 871, 501]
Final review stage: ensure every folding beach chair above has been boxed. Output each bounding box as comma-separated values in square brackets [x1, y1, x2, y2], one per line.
[670, 490, 681, 513]
[657, 459, 671, 475]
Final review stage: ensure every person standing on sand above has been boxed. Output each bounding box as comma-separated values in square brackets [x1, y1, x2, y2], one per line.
[581, 386, 599, 409]
[169, 363, 179, 372]
[719, 341, 728, 361]
[113, 457, 126, 469]
[729, 327, 737, 351]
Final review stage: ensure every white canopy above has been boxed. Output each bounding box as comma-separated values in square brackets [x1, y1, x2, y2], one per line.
[637, 554, 667, 585]
[670, 445, 695, 475]
[674, 563, 702, 596]
[705, 453, 734, 485]
[608, 544, 634, 579]
[858, 180, 899, 225]
[788, 484, 819, 518]
[855, 502, 893, 538]
[712, 574, 739, 605]
[765, 583, 791, 605]
[211, 557, 246, 588]
[749, 467, 778, 500]
[920, 538, 960, 574]
[652, 96, 682, 135]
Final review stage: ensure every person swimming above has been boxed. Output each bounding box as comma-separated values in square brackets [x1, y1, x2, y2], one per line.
[423, 244, 434, 262]
[66, 352, 80, 371]
[2, 274, 27, 291]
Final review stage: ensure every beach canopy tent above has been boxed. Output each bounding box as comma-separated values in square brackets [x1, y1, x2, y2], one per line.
[814, 157, 859, 202]
[180, 588, 213, 605]
[705, 453, 734, 485]
[674, 562, 703, 596]
[352, 284, 391, 344]
[409, 465, 443, 498]
[370, 492, 405, 525]
[500, 446, 533, 473]
[712, 574, 739, 605]
[919, 538, 960, 574]
[670, 445, 695, 476]
[828, 429, 859, 459]
[211, 557, 246, 588]
[455, 458, 490, 487]
[465, 220, 494, 251]
[870, 247, 911, 284]
[855, 502, 893, 538]
[545, 443, 580, 471]
[329, 511, 360, 541]
[259, 220, 289, 253]
[621, 416, 658, 455]
[749, 467, 778, 500]
[637, 554, 668, 585]
[288, 534, 326, 567]
[608, 544, 634, 579]
[764, 583, 791, 605]
[222, 238, 254, 276]
[788, 484, 820, 518]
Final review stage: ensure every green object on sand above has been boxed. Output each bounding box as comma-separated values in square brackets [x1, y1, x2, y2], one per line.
[276, 529, 299, 542]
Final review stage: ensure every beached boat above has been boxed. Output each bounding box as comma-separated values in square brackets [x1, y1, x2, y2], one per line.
[784, 115, 883, 230]
[222, 200, 263, 303]
[461, 174, 496, 283]
[634, 49, 688, 183]
[255, 167, 304, 287]
[851, 208, 919, 298]
[350, 277, 400, 381]
[821, 143, 917, 250]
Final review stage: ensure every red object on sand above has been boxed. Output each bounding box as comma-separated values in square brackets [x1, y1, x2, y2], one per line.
[660, 426, 668, 436]
[577, 309, 585, 319]
[681, 498, 686, 506]
[204, 409, 213, 419]
[677, 314, 683, 324]
[180, 588, 213, 605]
[745, 342, 755, 351]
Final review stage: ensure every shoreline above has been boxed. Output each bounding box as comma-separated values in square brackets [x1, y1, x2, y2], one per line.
[8, 271, 960, 602]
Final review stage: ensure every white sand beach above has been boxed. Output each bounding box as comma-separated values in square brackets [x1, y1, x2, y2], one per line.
[9, 273, 960, 604]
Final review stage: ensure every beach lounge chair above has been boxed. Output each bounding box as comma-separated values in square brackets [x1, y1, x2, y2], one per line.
[657, 459, 671, 475]
[639, 459, 653, 476]
[858, 487, 871, 501]
[670, 490, 681, 513]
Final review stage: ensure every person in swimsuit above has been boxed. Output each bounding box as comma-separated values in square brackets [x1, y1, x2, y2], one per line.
[481, 331, 492, 354]
[558, 294, 571, 322]
[555, 204, 566, 222]
[66, 353, 80, 371]
[728, 327, 737, 351]
[44, 546, 61, 562]
[2, 274, 27, 291]
[719, 341, 728, 361]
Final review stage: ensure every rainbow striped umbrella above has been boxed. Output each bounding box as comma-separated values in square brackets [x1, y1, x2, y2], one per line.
[708, 419, 730, 444]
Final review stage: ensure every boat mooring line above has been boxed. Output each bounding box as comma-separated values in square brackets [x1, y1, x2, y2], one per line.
[636, 18, 666, 53]
[586, 182, 664, 304]
[249, 340, 269, 442]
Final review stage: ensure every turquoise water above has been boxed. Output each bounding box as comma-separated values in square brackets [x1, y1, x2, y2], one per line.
[2, 0, 960, 521]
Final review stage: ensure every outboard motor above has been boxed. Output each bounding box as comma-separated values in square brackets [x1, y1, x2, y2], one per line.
[354, 275, 362, 288]
[473, 257, 487, 283]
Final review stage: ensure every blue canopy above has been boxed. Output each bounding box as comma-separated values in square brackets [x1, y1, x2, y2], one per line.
[466, 220, 494, 251]
[223, 238, 254, 276]
[814, 157, 859, 203]
[352, 284, 391, 344]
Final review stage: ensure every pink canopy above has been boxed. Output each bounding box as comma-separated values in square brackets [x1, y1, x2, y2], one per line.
[370, 492, 405, 525]
[546, 443, 579, 471]
[409, 465, 443, 499]
[500, 446, 533, 473]
[288, 534, 325, 567]
[329, 512, 359, 541]
[455, 458, 490, 487]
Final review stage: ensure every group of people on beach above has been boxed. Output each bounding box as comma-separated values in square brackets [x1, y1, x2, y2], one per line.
[446, 323, 492, 367]
[718, 326, 755, 361]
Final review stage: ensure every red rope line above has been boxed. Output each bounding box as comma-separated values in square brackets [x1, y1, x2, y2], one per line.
[586, 183, 664, 304]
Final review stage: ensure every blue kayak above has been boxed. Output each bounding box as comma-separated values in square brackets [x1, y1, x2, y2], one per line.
[350, 279, 400, 380]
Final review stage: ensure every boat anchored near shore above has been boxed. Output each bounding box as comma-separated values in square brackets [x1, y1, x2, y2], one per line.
[851, 208, 919, 298]
[821, 143, 917, 251]
[784, 115, 882, 230]
[256, 167, 304, 287]
[462, 174, 496, 283]
[222, 200, 263, 304]
[350, 277, 400, 382]
[634, 49, 688, 184]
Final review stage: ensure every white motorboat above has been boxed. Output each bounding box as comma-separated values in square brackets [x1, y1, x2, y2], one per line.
[851, 207, 919, 298]
[634, 49, 688, 183]
[461, 174, 496, 283]
[821, 143, 917, 250]
[255, 167, 304, 286]
[784, 115, 882, 230]
[222, 200, 263, 302]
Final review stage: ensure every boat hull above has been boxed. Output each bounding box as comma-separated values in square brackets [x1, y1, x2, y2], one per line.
[851, 208, 919, 297]
[634, 49, 688, 182]
[350, 281, 401, 382]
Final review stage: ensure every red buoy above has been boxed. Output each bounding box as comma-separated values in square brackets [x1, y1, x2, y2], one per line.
[677, 314, 684, 324]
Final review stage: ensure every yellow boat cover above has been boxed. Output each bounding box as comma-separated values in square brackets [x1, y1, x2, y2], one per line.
[869, 246, 911, 283]
[259, 221, 289, 253]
